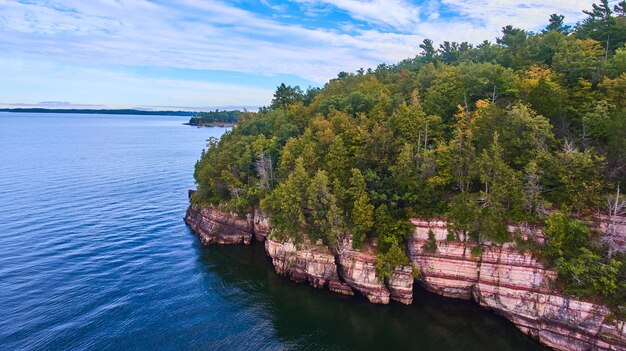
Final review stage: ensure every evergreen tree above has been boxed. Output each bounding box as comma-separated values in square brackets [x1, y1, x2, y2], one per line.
[449, 108, 476, 192]
[260, 158, 310, 239]
[419, 39, 436, 62]
[307, 170, 345, 246]
[348, 168, 368, 201]
[439, 41, 460, 64]
[325, 136, 350, 183]
[352, 194, 374, 249]
[478, 132, 523, 242]
[577, 0, 626, 56]
[271, 83, 304, 108]
[544, 14, 571, 34]
[448, 192, 480, 242]
[616, 1, 626, 16]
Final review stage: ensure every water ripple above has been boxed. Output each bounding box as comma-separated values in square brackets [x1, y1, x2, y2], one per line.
[0, 113, 544, 351]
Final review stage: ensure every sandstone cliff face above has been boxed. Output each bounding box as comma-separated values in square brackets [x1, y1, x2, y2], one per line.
[335, 246, 414, 304]
[408, 218, 626, 351]
[387, 264, 414, 304]
[184, 197, 626, 350]
[265, 239, 414, 304]
[185, 190, 268, 244]
[265, 238, 353, 295]
[184, 204, 254, 245]
[184, 199, 408, 304]
[338, 248, 389, 304]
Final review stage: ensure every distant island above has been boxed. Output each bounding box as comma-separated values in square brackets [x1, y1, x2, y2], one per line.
[0, 108, 197, 116]
[186, 109, 243, 127]
[1, 108, 247, 125]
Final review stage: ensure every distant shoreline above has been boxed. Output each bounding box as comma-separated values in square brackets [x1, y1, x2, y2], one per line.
[0, 108, 196, 116]
[1, 108, 240, 126]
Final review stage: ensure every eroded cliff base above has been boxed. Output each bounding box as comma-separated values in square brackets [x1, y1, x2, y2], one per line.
[409, 219, 626, 351]
[184, 198, 626, 351]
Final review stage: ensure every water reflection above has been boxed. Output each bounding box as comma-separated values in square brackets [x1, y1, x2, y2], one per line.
[195, 241, 546, 351]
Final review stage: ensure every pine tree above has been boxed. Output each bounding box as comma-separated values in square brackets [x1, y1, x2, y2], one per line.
[544, 14, 571, 34]
[523, 160, 545, 216]
[439, 41, 460, 64]
[449, 107, 476, 193]
[307, 170, 345, 246]
[448, 192, 480, 242]
[352, 194, 374, 248]
[348, 168, 367, 201]
[478, 133, 523, 242]
[615, 1, 626, 16]
[325, 136, 350, 182]
[260, 158, 310, 240]
[419, 39, 436, 62]
[584, 0, 613, 21]
[271, 83, 303, 108]
[577, 0, 624, 57]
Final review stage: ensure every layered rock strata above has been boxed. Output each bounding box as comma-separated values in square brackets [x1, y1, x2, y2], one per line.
[338, 248, 389, 304]
[408, 218, 626, 351]
[387, 264, 414, 304]
[184, 200, 412, 304]
[184, 197, 626, 350]
[184, 203, 254, 245]
[265, 238, 353, 295]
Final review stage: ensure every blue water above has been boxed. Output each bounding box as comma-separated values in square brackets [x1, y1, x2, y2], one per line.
[0, 113, 544, 350]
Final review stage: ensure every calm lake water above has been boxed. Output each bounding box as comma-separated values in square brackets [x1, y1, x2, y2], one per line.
[0, 113, 545, 350]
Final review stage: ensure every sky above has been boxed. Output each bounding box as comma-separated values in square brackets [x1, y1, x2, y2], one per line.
[0, 0, 605, 111]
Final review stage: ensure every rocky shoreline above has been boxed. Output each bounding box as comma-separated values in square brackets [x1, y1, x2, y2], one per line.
[409, 219, 626, 351]
[184, 193, 626, 351]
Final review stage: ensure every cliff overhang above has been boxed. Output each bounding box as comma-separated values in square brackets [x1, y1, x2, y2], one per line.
[184, 193, 626, 351]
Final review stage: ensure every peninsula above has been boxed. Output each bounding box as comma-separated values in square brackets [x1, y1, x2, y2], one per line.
[186, 4, 626, 351]
[185, 109, 243, 127]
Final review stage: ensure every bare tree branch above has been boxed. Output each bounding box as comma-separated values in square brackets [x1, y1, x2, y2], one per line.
[601, 183, 626, 258]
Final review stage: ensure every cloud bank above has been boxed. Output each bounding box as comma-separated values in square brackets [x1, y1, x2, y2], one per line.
[0, 0, 607, 109]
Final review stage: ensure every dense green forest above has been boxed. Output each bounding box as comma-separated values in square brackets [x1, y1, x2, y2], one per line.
[188, 110, 242, 125]
[194, 1, 626, 310]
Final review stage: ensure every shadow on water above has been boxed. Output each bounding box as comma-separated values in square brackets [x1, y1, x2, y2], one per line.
[0, 113, 548, 350]
[194, 240, 546, 351]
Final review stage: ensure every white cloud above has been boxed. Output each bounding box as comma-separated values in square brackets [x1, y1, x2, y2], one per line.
[289, 0, 597, 36]
[292, 0, 423, 30]
[0, 58, 274, 109]
[0, 0, 388, 83]
[260, 0, 288, 11]
[0, 0, 609, 107]
[439, 0, 599, 36]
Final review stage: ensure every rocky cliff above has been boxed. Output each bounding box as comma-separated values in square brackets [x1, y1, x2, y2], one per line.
[337, 246, 414, 304]
[184, 198, 626, 350]
[337, 247, 390, 303]
[265, 238, 353, 295]
[387, 264, 414, 305]
[185, 191, 268, 244]
[184, 198, 412, 304]
[184, 203, 254, 245]
[408, 218, 626, 351]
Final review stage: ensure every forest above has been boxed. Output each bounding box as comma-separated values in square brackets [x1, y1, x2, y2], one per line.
[193, 1, 626, 311]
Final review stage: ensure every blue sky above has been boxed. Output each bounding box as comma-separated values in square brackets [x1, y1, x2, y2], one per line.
[0, 0, 603, 110]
